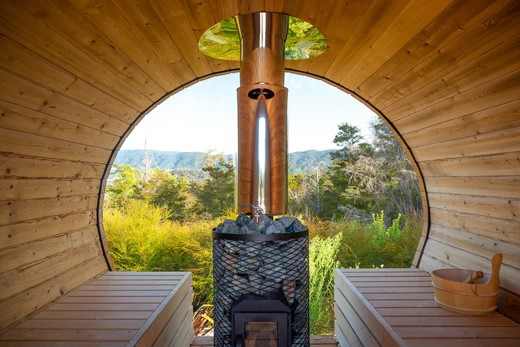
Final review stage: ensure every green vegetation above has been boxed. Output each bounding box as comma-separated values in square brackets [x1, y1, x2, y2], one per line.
[104, 201, 214, 309]
[103, 118, 422, 335]
[309, 233, 341, 334]
[198, 15, 327, 61]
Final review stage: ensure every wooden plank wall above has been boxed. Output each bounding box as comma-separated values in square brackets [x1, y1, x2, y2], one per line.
[0, 0, 519, 328]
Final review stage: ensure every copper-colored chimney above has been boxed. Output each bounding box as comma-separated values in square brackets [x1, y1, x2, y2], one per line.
[236, 12, 288, 216]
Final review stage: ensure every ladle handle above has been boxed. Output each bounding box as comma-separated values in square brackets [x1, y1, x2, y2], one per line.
[489, 253, 503, 289]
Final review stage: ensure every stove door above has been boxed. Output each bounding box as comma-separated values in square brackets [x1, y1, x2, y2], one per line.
[233, 312, 290, 347]
[245, 321, 277, 347]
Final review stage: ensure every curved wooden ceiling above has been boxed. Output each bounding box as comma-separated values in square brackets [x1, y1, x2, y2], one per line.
[0, 0, 519, 329]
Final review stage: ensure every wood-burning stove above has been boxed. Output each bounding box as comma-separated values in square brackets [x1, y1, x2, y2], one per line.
[213, 220, 309, 347]
[212, 11, 309, 347]
[232, 295, 291, 347]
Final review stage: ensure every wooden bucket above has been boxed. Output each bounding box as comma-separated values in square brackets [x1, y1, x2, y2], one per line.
[431, 253, 502, 315]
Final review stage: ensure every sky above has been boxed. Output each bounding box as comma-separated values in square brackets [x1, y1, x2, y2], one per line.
[122, 72, 378, 154]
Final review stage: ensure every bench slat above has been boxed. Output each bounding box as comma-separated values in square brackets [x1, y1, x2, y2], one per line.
[347, 277, 432, 282]
[0, 272, 193, 347]
[0, 342, 127, 347]
[47, 303, 160, 311]
[386, 315, 518, 327]
[371, 300, 437, 308]
[89, 280, 182, 285]
[352, 281, 433, 287]
[336, 269, 520, 347]
[69, 290, 171, 297]
[0, 329, 138, 341]
[57, 296, 165, 304]
[334, 290, 381, 347]
[404, 339, 520, 347]
[33, 310, 153, 320]
[17, 319, 146, 330]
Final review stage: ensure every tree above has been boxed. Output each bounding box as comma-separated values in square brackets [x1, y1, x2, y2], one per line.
[320, 120, 421, 221]
[106, 165, 143, 208]
[357, 142, 375, 158]
[330, 123, 363, 161]
[372, 118, 406, 167]
[192, 156, 235, 218]
[148, 170, 190, 221]
[371, 118, 422, 219]
[288, 172, 322, 218]
[320, 122, 369, 218]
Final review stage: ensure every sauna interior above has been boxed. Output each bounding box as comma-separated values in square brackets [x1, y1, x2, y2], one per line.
[0, 1, 519, 346]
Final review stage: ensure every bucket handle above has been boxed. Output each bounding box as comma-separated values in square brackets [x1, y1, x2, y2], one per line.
[487, 253, 503, 290]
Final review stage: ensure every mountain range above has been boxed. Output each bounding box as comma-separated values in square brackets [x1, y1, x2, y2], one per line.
[115, 149, 333, 174]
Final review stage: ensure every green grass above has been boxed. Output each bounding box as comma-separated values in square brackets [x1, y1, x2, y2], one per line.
[309, 233, 342, 334]
[103, 201, 421, 334]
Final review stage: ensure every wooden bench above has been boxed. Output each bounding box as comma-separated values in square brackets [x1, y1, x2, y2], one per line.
[334, 268, 520, 347]
[0, 272, 193, 347]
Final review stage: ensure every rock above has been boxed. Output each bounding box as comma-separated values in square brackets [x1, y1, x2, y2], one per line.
[265, 224, 277, 234]
[259, 263, 287, 281]
[245, 221, 258, 233]
[236, 213, 250, 227]
[215, 213, 308, 235]
[223, 242, 240, 255]
[288, 218, 307, 233]
[258, 214, 272, 224]
[282, 280, 296, 304]
[221, 220, 240, 234]
[248, 274, 264, 295]
[255, 214, 272, 234]
[236, 255, 259, 274]
[271, 221, 286, 233]
[259, 277, 280, 295]
[277, 216, 296, 229]
[231, 274, 250, 292]
[256, 224, 267, 234]
[245, 245, 260, 257]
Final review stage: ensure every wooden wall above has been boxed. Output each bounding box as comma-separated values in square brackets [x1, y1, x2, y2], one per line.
[0, 0, 518, 328]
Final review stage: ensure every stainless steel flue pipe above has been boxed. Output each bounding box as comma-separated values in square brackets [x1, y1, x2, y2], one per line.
[236, 12, 288, 215]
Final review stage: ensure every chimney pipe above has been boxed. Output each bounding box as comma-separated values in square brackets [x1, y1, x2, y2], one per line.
[236, 12, 288, 216]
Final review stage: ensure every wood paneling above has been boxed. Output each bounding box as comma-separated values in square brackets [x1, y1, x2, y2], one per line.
[422, 238, 520, 294]
[0, 0, 518, 330]
[0, 255, 107, 331]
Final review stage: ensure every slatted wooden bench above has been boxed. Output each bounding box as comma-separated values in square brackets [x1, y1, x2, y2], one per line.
[335, 268, 520, 347]
[0, 272, 193, 347]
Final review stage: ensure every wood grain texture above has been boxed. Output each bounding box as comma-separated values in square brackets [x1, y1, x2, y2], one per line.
[0, 0, 519, 330]
[0, 272, 192, 347]
[336, 269, 520, 347]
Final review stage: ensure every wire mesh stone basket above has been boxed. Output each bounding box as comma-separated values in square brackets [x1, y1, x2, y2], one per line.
[213, 230, 309, 347]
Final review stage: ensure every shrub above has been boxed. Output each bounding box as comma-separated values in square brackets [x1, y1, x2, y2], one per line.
[104, 200, 214, 309]
[309, 233, 342, 334]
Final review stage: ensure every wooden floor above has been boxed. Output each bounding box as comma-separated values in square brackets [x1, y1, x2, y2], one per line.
[0, 272, 193, 347]
[191, 335, 338, 346]
[335, 268, 520, 347]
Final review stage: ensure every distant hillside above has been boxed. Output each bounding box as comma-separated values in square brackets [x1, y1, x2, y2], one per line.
[115, 149, 332, 174]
